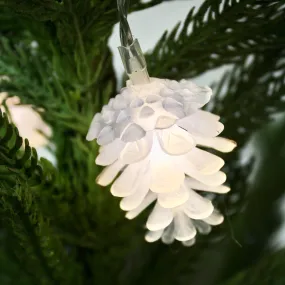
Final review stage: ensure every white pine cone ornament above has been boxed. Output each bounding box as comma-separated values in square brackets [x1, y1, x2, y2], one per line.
[87, 78, 236, 246]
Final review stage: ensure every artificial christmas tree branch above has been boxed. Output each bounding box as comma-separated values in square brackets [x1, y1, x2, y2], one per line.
[0, 110, 83, 284]
[0, 110, 52, 187]
[213, 48, 285, 203]
[147, 0, 285, 79]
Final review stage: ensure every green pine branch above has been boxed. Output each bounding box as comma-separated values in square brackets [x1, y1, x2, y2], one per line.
[147, 0, 285, 79]
[0, 0, 63, 21]
[212, 48, 285, 214]
[0, 110, 48, 188]
[0, 35, 91, 135]
[0, 110, 83, 284]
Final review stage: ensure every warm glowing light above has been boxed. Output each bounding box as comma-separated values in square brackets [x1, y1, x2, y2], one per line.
[87, 78, 236, 245]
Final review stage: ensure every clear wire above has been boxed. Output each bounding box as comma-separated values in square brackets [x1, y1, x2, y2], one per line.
[117, 0, 150, 84]
[117, 0, 134, 46]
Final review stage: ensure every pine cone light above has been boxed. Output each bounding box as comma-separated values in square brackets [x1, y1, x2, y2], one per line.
[87, 78, 236, 245]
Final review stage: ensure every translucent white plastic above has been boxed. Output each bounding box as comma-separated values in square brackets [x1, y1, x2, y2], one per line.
[87, 77, 236, 245]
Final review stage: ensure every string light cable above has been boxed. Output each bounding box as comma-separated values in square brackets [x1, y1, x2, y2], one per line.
[117, 0, 150, 84]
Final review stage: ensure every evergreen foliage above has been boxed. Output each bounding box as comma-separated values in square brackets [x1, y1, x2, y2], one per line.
[0, 0, 285, 284]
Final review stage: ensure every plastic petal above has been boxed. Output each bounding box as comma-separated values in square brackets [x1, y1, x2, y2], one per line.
[121, 123, 146, 142]
[157, 125, 195, 155]
[193, 220, 212, 234]
[183, 102, 197, 116]
[113, 95, 127, 110]
[86, 114, 104, 141]
[169, 93, 183, 104]
[116, 110, 130, 123]
[111, 161, 145, 197]
[178, 114, 224, 137]
[160, 87, 173, 97]
[125, 192, 157, 220]
[162, 98, 185, 118]
[139, 106, 155, 118]
[146, 203, 173, 231]
[115, 112, 131, 138]
[203, 210, 224, 225]
[163, 97, 182, 108]
[182, 238, 196, 247]
[193, 110, 220, 121]
[120, 132, 152, 164]
[145, 230, 164, 243]
[181, 82, 212, 107]
[194, 136, 237, 153]
[161, 223, 175, 244]
[97, 125, 115, 145]
[183, 189, 214, 219]
[146, 95, 161, 103]
[155, 116, 176, 129]
[120, 164, 150, 211]
[185, 147, 224, 174]
[96, 139, 126, 166]
[185, 177, 230, 193]
[150, 162, 185, 193]
[96, 160, 125, 186]
[130, 98, 144, 108]
[184, 169, 227, 187]
[158, 184, 189, 208]
[173, 212, 197, 241]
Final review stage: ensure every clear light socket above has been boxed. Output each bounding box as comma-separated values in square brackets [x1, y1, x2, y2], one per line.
[118, 39, 150, 85]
